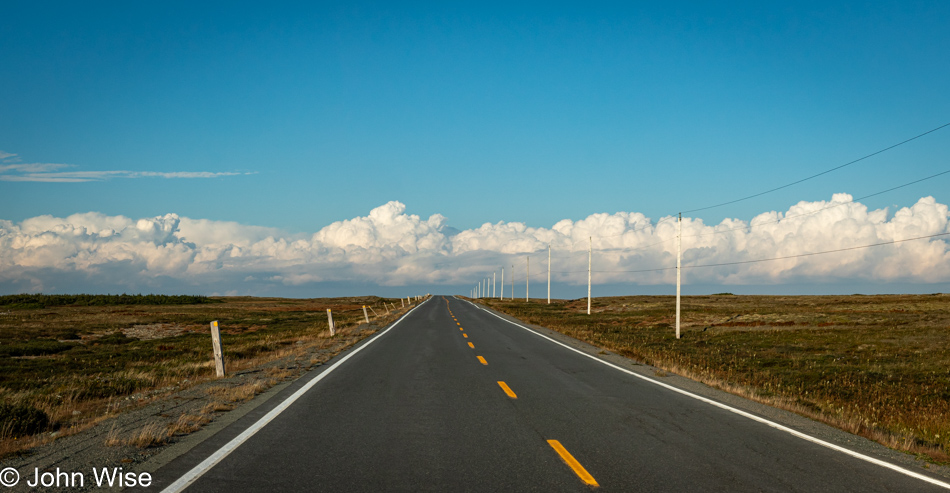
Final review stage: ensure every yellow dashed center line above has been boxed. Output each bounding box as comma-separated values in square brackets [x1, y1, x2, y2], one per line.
[459, 327, 464, 331]
[547, 440, 598, 487]
[462, 334, 468, 338]
[497, 381, 517, 399]
[468, 342, 475, 348]
[456, 322, 461, 325]
[477, 356, 487, 365]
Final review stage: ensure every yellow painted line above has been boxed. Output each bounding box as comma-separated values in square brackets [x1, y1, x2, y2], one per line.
[456, 322, 461, 325]
[459, 327, 464, 331]
[547, 440, 598, 487]
[497, 381, 517, 399]
[462, 333, 468, 338]
[477, 356, 487, 365]
[467, 342, 475, 348]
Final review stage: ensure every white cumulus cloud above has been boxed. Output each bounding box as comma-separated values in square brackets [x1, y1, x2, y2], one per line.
[1, 197, 948, 295]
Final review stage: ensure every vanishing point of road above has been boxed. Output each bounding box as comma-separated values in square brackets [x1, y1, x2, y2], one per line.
[146, 296, 950, 492]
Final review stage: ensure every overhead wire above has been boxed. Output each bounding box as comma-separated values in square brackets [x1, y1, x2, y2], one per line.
[552, 164, 950, 255]
[680, 122, 950, 214]
[478, 123, 950, 290]
[589, 231, 950, 273]
[682, 167, 950, 240]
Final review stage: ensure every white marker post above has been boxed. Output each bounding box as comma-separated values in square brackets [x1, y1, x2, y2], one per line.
[363, 305, 370, 323]
[326, 309, 336, 336]
[401, 298, 405, 308]
[676, 212, 682, 340]
[210, 321, 225, 378]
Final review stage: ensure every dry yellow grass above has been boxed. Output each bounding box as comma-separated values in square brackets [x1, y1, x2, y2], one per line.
[125, 422, 170, 449]
[1, 295, 415, 458]
[167, 413, 211, 436]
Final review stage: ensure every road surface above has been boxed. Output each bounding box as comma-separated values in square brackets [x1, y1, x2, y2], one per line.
[147, 296, 949, 492]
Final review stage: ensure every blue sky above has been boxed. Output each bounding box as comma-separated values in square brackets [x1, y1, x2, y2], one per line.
[2, 2, 949, 296]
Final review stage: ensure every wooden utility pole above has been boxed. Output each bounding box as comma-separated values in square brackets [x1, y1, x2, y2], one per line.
[587, 237, 592, 315]
[526, 257, 530, 302]
[547, 245, 551, 304]
[676, 213, 682, 339]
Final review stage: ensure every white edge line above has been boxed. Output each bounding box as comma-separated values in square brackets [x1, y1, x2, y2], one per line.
[458, 297, 950, 490]
[160, 298, 431, 493]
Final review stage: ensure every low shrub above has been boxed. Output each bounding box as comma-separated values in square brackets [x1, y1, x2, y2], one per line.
[0, 339, 76, 357]
[0, 403, 51, 438]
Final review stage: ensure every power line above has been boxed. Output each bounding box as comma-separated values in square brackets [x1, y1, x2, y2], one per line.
[500, 125, 949, 274]
[565, 166, 950, 249]
[589, 231, 950, 273]
[488, 127, 950, 292]
[681, 122, 950, 214]
[550, 250, 589, 259]
[688, 232, 950, 269]
[684, 167, 950, 239]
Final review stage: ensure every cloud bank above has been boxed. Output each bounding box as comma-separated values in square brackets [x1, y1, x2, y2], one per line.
[1, 197, 949, 295]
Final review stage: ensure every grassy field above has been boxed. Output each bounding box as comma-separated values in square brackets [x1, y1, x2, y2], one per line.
[0, 294, 412, 457]
[475, 293, 950, 463]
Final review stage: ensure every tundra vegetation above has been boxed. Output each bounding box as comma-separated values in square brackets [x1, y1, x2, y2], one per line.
[477, 294, 950, 463]
[0, 294, 407, 457]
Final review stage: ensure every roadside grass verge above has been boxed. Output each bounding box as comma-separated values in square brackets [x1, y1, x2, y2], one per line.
[476, 294, 950, 463]
[0, 295, 414, 458]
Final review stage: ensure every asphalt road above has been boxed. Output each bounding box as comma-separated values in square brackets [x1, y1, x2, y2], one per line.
[148, 296, 950, 492]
